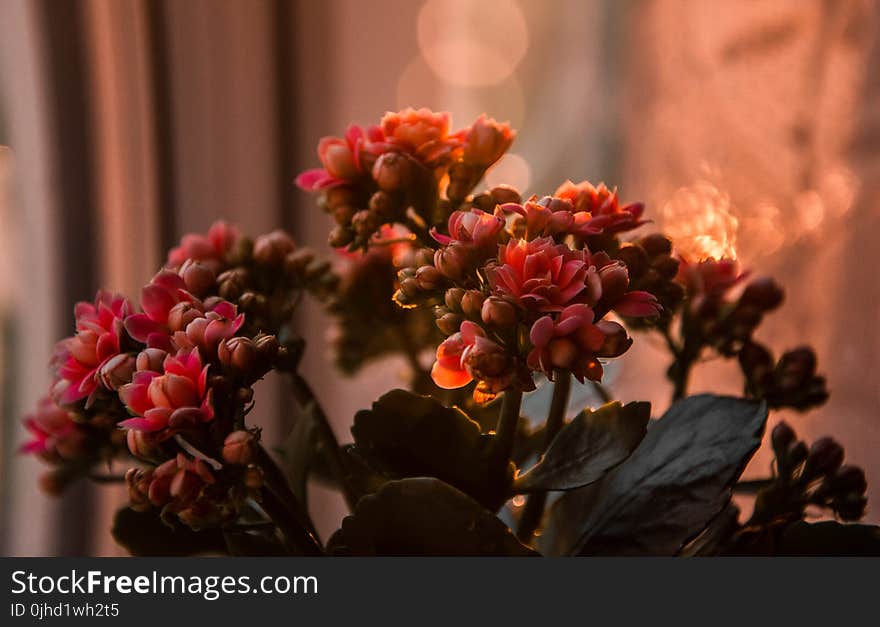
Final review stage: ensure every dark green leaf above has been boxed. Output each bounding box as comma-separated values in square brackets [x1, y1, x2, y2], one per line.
[777, 521, 880, 556]
[328, 478, 537, 556]
[112, 507, 227, 556]
[514, 401, 650, 492]
[276, 403, 318, 505]
[540, 394, 768, 556]
[351, 389, 509, 509]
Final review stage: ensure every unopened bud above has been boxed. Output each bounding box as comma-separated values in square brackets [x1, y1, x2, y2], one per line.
[436, 312, 463, 336]
[740, 277, 784, 311]
[284, 248, 316, 276]
[332, 204, 356, 226]
[776, 347, 817, 389]
[489, 185, 521, 205]
[329, 225, 355, 248]
[804, 437, 844, 478]
[616, 245, 648, 279]
[167, 302, 203, 332]
[441, 289, 463, 313]
[481, 296, 516, 327]
[179, 260, 217, 296]
[351, 209, 381, 238]
[219, 336, 258, 375]
[639, 233, 673, 257]
[434, 244, 467, 281]
[368, 190, 396, 221]
[461, 290, 486, 319]
[325, 186, 357, 211]
[222, 430, 256, 465]
[217, 268, 247, 301]
[415, 265, 443, 291]
[98, 353, 136, 390]
[595, 321, 632, 358]
[770, 421, 796, 459]
[372, 153, 411, 192]
[253, 230, 296, 266]
[136, 348, 168, 372]
[599, 261, 630, 303]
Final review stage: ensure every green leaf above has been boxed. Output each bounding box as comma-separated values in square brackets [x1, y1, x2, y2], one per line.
[540, 394, 768, 556]
[514, 401, 650, 493]
[328, 478, 537, 556]
[112, 507, 227, 556]
[351, 389, 510, 510]
[277, 403, 318, 505]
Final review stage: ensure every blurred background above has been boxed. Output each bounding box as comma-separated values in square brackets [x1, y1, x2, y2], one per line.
[0, 0, 878, 555]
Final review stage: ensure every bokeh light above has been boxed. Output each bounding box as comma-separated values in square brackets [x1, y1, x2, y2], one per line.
[417, 0, 529, 87]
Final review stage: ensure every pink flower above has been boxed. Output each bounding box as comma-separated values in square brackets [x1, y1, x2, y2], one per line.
[20, 397, 87, 461]
[554, 180, 646, 235]
[490, 237, 601, 312]
[527, 304, 608, 382]
[462, 114, 515, 168]
[296, 124, 387, 191]
[678, 257, 745, 299]
[125, 272, 243, 353]
[118, 349, 213, 433]
[380, 107, 462, 165]
[431, 208, 505, 248]
[497, 197, 583, 240]
[52, 291, 133, 406]
[431, 321, 512, 393]
[166, 221, 239, 271]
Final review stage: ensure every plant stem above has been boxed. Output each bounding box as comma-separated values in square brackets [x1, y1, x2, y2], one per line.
[287, 372, 359, 510]
[491, 386, 523, 487]
[258, 487, 323, 555]
[255, 444, 319, 539]
[517, 370, 571, 542]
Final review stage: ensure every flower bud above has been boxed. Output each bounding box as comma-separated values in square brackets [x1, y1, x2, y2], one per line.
[831, 465, 867, 495]
[332, 204, 356, 226]
[444, 287, 465, 312]
[804, 437, 845, 478]
[461, 290, 486, 319]
[126, 468, 153, 511]
[217, 268, 247, 301]
[738, 342, 774, 383]
[434, 244, 467, 281]
[284, 248, 315, 278]
[368, 190, 396, 221]
[415, 265, 443, 291]
[127, 429, 162, 459]
[219, 336, 258, 375]
[137, 348, 168, 372]
[222, 430, 256, 465]
[489, 184, 522, 205]
[253, 230, 296, 266]
[599, 261, 630, 303]
[462, 115, 514, 167]
[652, 255, 680, 280]
[481, 296, 516, 328]
[771, 422, 796, 460]
[329, 225, 356, 248]
[740, 277, 784, 311]
[776, 347, 817, 390]
[167, 302, 203, 332]
[616, 245, 649, 279]
[98, 353, 136, 390]
[413, 247, 434, 268]
[325, 186, 357, 211]
[639, 233, 672, 257]
[436, 312, 463, 336]
[352, 209, 381, 238]
[372, 153, 411, 192]
[180, 260, 216, 296]
[595, 320, 632, 358]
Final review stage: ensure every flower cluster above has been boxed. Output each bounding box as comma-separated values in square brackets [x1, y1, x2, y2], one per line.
[297, 108, 515, 250]
[392, 182, 662, 399]
[747, 422, 868, 524]
[23, 222, 334, 529]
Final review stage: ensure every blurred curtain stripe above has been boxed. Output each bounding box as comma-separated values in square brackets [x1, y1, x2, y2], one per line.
[0, 0, 64, 556]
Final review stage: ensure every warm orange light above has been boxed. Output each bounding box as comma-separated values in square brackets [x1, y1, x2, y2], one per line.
[662, 181, 739, 261]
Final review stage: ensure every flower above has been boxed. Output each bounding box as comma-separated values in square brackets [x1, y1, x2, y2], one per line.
[490, 237, 601, 312]
[462, 114, 515, 168]
[380, 107, 461, 165]
[527, 304, 608, 382]
[167, 221, 239, 272]
[52, 291, 133, 406]
[677, 257, 744, 299]
[431, 321, 513, 393]
[295, 124, 386, 191]
[432, 208, 505, 248]
[20, 397, 88, 461]
[497, 197, 581, 240]
[118, 349, 213, 434]
[125, 271, 243, 353]
[554, 180, 646, 234]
